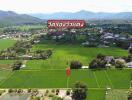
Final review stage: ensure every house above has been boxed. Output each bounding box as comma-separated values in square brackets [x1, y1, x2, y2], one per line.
[20, 64, 26, 68]
[19, 55, 32, 59]
[106, 63, 111, 67]
[34, 40, 40, 43]
[105, 56, 114, 63]
[82, 41, 89, 46]
[115, 58, 126, 63]
[114, 34, 120, 38]
[101, 32, 115, 41]
[129, 43, 132, 49]
[117, 36, 127, 41]
[0, 35, 7, 39]
[82, 66, 89, 69]
[127, 62, 132, 68]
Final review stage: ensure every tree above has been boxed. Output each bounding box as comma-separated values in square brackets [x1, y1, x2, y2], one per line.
[12, 61, 22, 71]
[72, 82, 88, 100]
[127, 55, 132, 62]
[70, 61, 82, 69]
[97, 53, 106, 60]
[128, 89, 132, 100]
[129, 48, 132, 55]
[89, 59, 98, 69]
[89, 58, 107, 69]
[115, 60, 126, 68]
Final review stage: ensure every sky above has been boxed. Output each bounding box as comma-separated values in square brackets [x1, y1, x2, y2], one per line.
[0, 0, 132, 14]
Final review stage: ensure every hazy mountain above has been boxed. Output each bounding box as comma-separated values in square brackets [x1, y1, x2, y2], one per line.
[0, 10, 132, 26]
[0, 10, 42, 26]
[30, 10, 132, 20]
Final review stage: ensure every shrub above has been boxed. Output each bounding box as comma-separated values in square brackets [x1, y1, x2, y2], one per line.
[128, 89, 132, 100]
[27, 88, 32, 93]
[115, 60, 126, 68]
[12, 60, 22, 71]
[46, 90, 49, 93]
[48, 93, 54, 97]
[129, 48, 132, 54]
[66, 90, 71, 95]
[72, 82, 88, 100]
[70, 61, 82, 69]
[97, 53, 106, 60]
[8, 89, 14, 93]
[56, 89, 60, 95]
[89, 58, 107, 69]
[51, 89, 55, 93]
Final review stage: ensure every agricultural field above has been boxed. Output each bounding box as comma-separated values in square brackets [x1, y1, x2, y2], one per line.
[0, 70, 12, 84]
[0, 41, 131, 100]
[88, 89, 105, 100]
[0, 69, 131, 89]
[10, 25, 45, 31]
[30, 42, 128, 70]
[0, 39, 16, 69]
[0, 39, 16, 50]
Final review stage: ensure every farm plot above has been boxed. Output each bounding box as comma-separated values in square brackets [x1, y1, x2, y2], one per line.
[0, 70, 12, 83]
[0, 39, 16, 50]
[87, 89, 105, 100]
[0, 41, 131, 100]
[0, 69, 131, 89]
[25, 43, 128, 70]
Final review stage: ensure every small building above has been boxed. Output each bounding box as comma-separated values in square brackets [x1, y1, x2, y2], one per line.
[82, 41, 89, 46]
[82, 66, 89, 69]
[127, 62, 132, 68]
[19, 55, 32, 59]
[105, 56, 114, 63]
[115, 58, 126, 63]
[21, 64, 26, 68]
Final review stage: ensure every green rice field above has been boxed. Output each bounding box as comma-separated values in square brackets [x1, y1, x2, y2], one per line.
[0, 40, 131, 100]
[0, 39, 16, 50]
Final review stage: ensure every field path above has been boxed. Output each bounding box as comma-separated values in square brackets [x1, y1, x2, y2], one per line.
[93, 72, 100, 88]
[0, 71, 15, 86]
[105, 71, 114, 88]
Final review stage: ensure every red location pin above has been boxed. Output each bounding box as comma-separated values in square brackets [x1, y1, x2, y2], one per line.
[66, 67, 71, 77]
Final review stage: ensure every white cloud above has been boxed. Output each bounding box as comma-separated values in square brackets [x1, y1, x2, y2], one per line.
[0, 0, 132, 13]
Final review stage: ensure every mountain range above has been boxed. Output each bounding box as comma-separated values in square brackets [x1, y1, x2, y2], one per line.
[30, 10, 132, 20]
[0, 10, 42, 26]
[0, 10, 132, 26]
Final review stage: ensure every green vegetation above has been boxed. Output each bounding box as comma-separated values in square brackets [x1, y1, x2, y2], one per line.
[0, 69, 131, 89]
[0, 60, 14, 64]
[0, 39, 16, 50]
[30, 42, 128, 69]
[0, 70, 12, 82]
[0, 40, 131, 100]
[88, 89, 105, 100]
[72, 82, 88, 100]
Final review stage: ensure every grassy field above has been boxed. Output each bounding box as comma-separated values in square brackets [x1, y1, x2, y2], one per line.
[0, 41, 131, 100]
[0, 60, 14, 64]
[0, 39, 16, 50]
[0, 69, 131, 89]
[0, 39, 16, 68]
[28, 42, 128, 70]
[0, 70, 12, 84]
[88, 89, 105, 100]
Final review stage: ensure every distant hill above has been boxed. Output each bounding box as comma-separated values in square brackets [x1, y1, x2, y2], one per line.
[1, 10, 132, 26]
[0, 10, 42, 26]
[30, 10, 132, 20]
